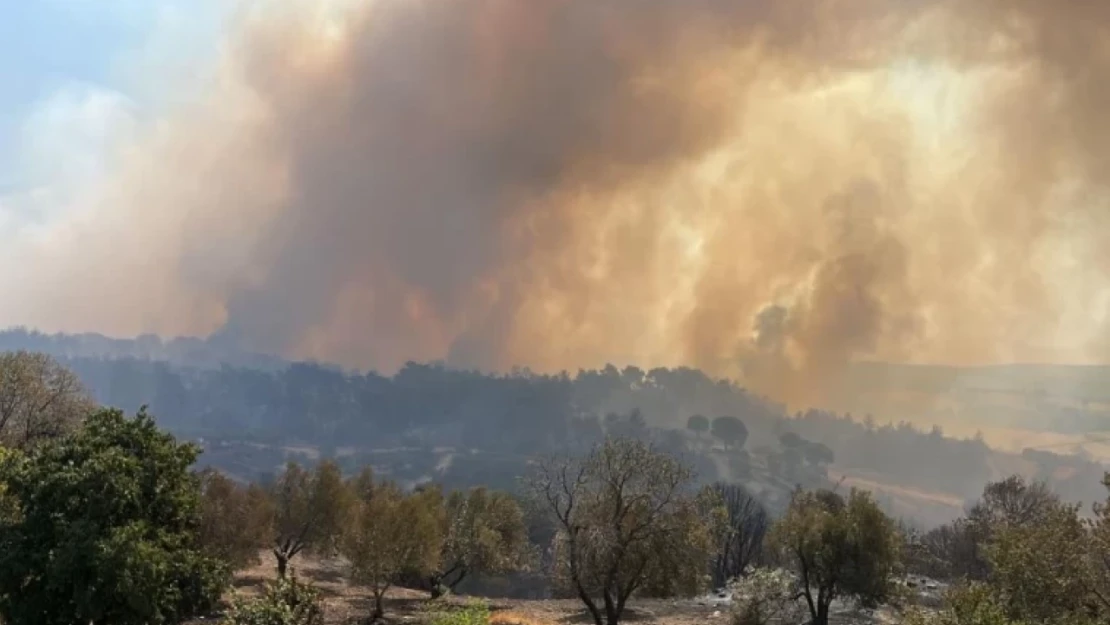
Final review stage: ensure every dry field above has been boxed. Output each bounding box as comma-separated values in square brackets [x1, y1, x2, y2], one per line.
[195, 555, 729, 625]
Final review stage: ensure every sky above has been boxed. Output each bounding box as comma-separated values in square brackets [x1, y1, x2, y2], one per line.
[0, 0, 1108, 390]
[0, 0, 226, 229]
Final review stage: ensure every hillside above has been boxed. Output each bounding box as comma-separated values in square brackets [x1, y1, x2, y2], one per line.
[4, 329, 1109, 527]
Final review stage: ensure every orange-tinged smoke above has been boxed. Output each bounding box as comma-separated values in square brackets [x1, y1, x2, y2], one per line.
[4, 0, 1110, 408]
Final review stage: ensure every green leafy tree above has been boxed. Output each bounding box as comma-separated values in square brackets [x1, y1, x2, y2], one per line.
[197, 468, 274, 570]
[268, 459, 352, 577]
[770, 488, 901, 625]
[430, 486, 531, 597]
[712, 416, 748, 450]
[986, 501, 1099, 622]
[950, 475, 1062, 581]
[342, 479, 442, 621]
[528, 437, 712, 625]
[1087, 473, 1110, 614]
[0, 407, 228, 625]
[687, 415, 710, 437]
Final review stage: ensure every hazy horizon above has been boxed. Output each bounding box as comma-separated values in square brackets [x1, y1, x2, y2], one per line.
[3, 0, 1110, 413]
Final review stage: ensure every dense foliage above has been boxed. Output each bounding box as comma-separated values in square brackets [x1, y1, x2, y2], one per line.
[528, 438, 714, 625]
[770, 488, 902, 625]
[0, 408, 228, 625]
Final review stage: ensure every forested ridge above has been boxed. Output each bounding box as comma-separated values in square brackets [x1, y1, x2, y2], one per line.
[2, 329, 1107, 524]
[3, 348, 1110, 625]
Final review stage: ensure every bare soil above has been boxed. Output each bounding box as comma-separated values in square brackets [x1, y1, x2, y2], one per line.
[195, 554, 730, 625]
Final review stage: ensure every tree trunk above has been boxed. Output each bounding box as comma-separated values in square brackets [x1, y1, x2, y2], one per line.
[275, 551, 289, 579]
[575, 584, 603, 625]
[371, 590, 386, 622]
[428, 573, 445, 599]
[447, 569, 467, 593]
[603, 590, 621, 625]
[815, 598, 831, 625]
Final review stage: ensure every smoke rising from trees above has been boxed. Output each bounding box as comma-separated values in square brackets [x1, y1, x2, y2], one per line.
[3, 0, 1110, 406]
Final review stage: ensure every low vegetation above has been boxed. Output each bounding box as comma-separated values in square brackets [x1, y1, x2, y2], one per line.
[4, 351, 1110, 625]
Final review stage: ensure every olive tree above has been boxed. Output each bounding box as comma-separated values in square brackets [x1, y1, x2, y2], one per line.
[342, 481, 441, 621]
[268, 460, 352, 577]
[430, 486, 531, 597]
[527, 437, 712, 625]
[770, 488, 901, 625]
[197, 468, 274, 570]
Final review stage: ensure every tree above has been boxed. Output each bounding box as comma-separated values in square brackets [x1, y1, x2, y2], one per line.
[705, 483, 769, 587]
[342, 481, 441, 621]
[770, 488, 901, 625]
[803, 442, 835, 467]
[528, 437, 711, 625]
[986, 501, 1101, 623]
[960, 475, 1060, 580]
[778, 432, 804, 449]
[913, 519, 980, 580]
[0, 350, 95, 449]
[197, 468, 274, 570]
[968, 475, 1058, 530]
[0, 408, 228, 625]
[687, 415, 710, 437]
[268, 460, 352, 578]
[712, 416, 748, 450]
[430, 486, 531, 597]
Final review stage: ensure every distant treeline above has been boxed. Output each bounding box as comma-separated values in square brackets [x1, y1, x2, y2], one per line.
[3, 328, 1106, 511]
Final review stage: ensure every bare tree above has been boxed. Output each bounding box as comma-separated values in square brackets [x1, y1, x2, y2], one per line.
[527, 437, 710, 625]
[706, 482, 769, 587]
[0, 351, 94, 449]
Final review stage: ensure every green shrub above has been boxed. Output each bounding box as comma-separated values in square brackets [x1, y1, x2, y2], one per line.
[428, 599, 491, 625]
[224, 575, 322, 625]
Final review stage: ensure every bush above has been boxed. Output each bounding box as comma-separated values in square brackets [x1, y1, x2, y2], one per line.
[428, 600, 491, 625]
[225, 575, 323, 625]
[729, 569, 806, 625]
[0, 408, 230, 625]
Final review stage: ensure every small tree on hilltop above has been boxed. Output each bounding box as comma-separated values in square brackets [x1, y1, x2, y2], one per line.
[0, 408, 228, 625]
[430, 486, 532, 597]
[687, 415, 710, 438]
[770, 488, 901, 625]
[527, 437, 712, 625]
[342, 481, 441, 622]
[712, 416, 748, 450]
[268, 459, 352, 578]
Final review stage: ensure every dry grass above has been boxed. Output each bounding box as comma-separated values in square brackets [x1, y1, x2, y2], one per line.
[207, 552, 725, 624]
[489, 611, 554, 625]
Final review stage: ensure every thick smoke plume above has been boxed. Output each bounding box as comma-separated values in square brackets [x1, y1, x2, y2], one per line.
[4, 0, 1110, 406]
